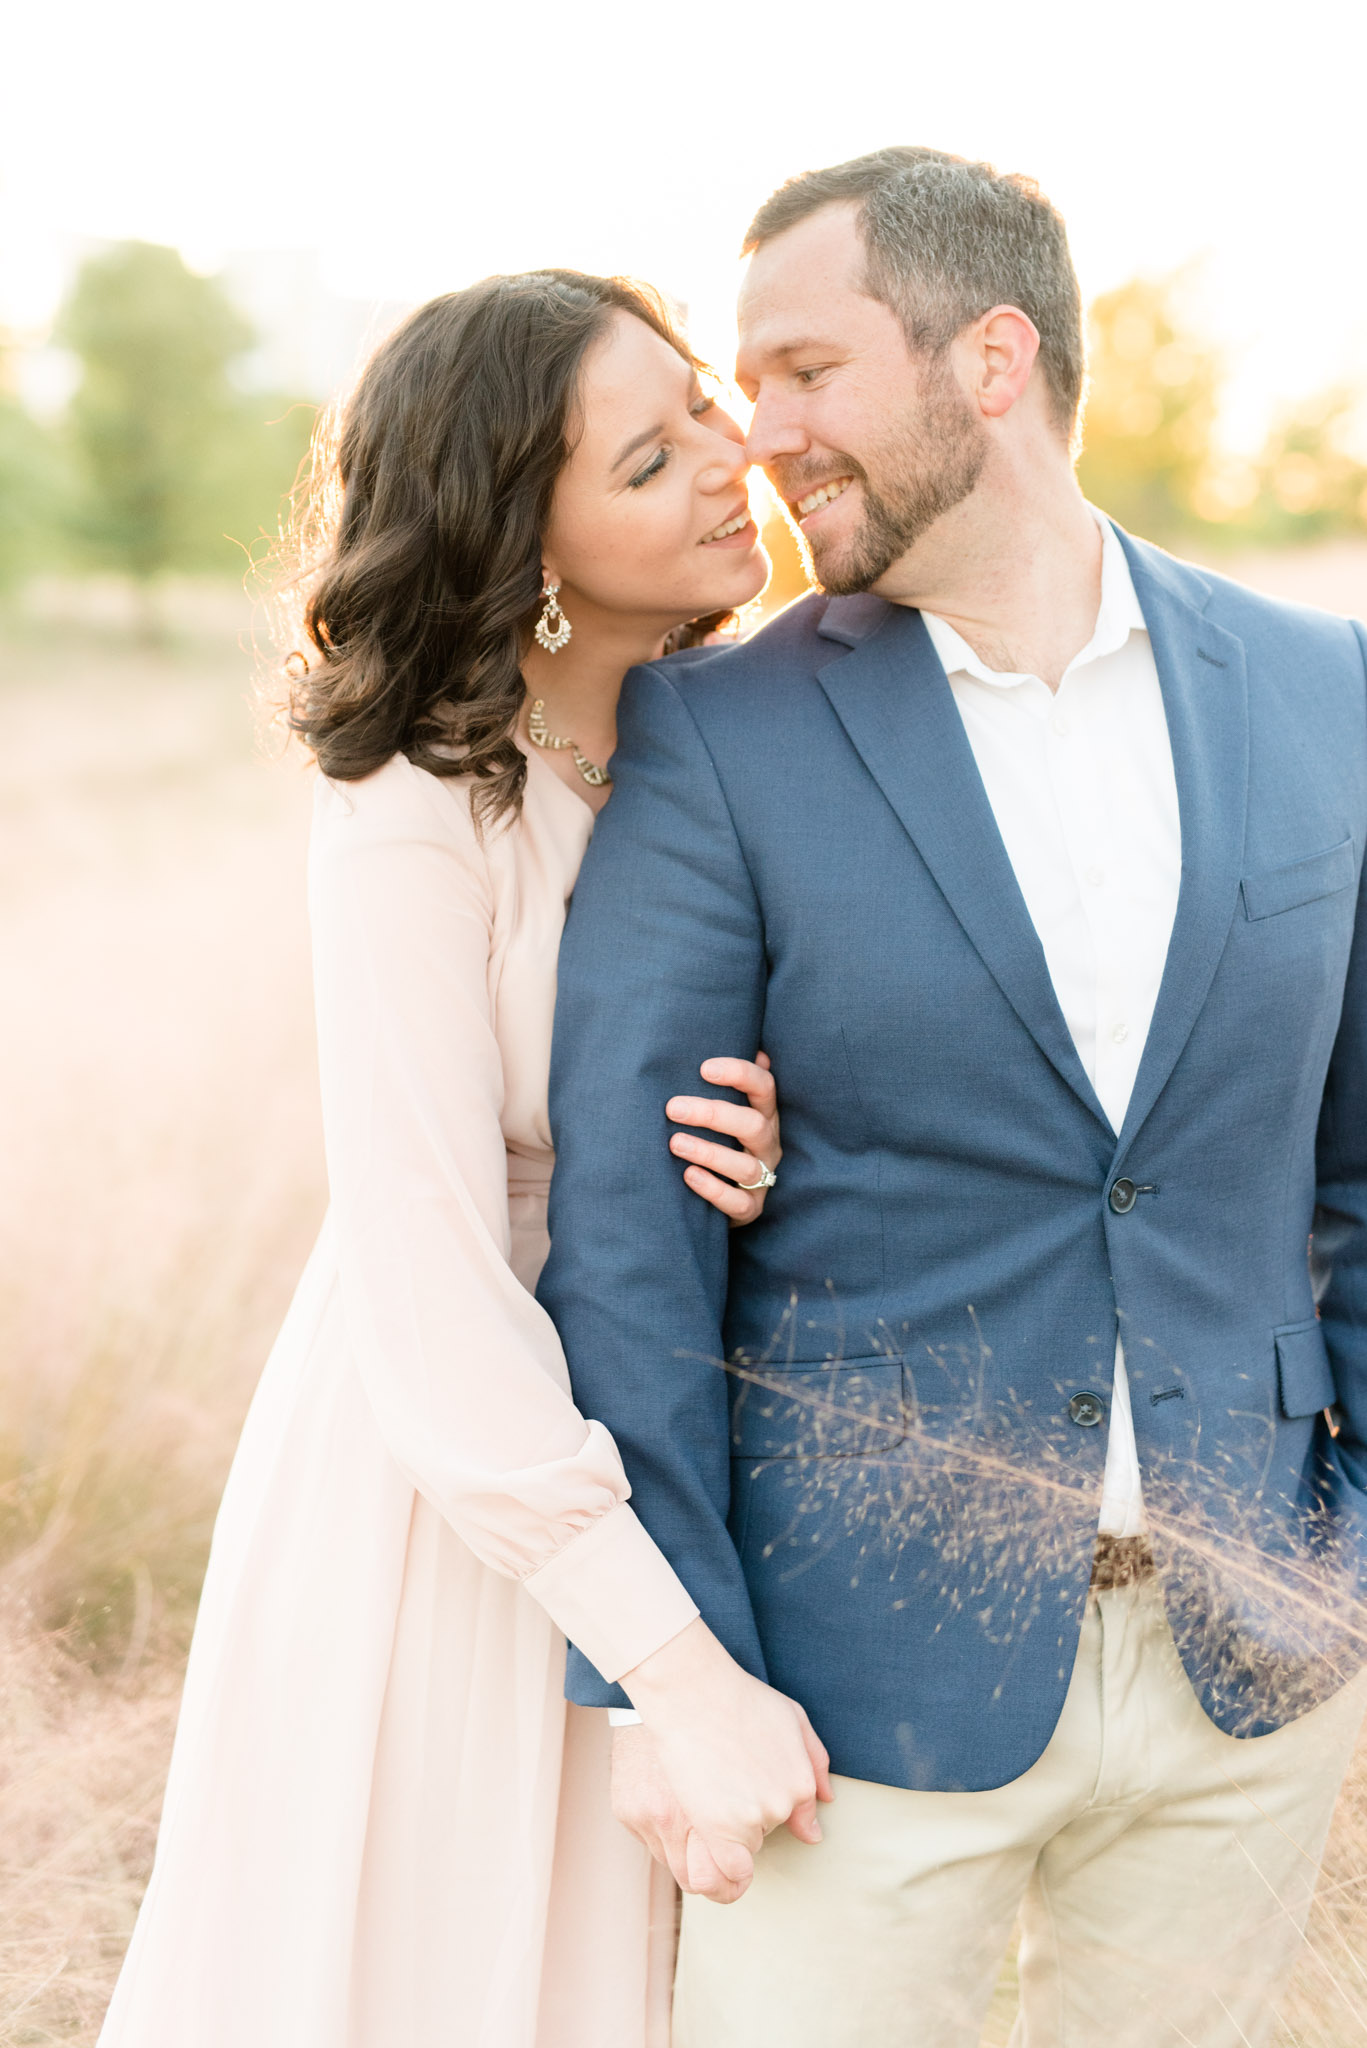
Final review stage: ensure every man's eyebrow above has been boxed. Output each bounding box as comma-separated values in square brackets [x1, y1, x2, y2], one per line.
[611, 423, 666, 472]
[745, 335, 839, 363]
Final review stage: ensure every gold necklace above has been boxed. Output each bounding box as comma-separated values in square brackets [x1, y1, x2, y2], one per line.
[527, 698, 612, 788]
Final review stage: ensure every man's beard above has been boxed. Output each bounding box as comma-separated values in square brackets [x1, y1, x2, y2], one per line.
[781, 355, 987, 596]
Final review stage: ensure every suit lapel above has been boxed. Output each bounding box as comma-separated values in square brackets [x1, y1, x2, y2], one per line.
[1112, 535, 1249, 1154]
[816, 597, 1109, 1127]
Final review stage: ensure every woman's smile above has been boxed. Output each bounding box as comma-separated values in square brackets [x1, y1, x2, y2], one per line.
[699, 499, 758, 547]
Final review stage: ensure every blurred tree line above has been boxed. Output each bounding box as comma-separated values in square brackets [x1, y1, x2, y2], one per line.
[2, 245, 1365, 616]
[1076, 272, 1367, 548]
[0, 240, 314, 601]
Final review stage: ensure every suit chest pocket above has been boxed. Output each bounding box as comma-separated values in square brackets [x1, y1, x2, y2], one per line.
[1240, 839, 1356, 921]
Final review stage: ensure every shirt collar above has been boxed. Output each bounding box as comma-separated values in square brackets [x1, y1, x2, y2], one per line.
[920, 509, 1147, 690]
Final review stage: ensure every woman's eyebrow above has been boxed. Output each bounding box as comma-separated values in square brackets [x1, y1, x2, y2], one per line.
[611, 423, 666, 472]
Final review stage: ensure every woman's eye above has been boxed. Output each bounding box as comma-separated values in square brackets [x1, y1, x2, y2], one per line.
[629, 448, 669, 489]
[690, 394, 716, 418]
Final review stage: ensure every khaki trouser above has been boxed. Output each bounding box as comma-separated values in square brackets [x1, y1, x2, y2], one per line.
[673, 1579, 1365, 2047]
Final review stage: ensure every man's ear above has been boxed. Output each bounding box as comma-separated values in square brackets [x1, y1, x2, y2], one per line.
[970, 305, 1041, 420]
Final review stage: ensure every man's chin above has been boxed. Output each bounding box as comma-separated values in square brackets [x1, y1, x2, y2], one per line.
[808, 543, 878, 599]
[805, 513, 900, 598]
[802, 530, 849, 595]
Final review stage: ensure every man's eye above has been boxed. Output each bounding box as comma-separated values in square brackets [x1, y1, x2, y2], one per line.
[795, 367, 827, 385]
[629, 448, 669, 489]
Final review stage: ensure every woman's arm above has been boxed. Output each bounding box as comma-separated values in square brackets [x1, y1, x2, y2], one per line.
[312, 760, 817, 1898]
[308, 759, 699, 1685]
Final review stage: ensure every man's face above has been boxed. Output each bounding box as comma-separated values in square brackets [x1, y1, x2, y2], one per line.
[736, 205, 987, 594]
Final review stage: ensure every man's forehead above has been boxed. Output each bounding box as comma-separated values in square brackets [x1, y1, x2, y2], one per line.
[738, 203, 865, 345]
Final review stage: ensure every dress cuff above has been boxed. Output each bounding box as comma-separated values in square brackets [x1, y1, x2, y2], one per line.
[521, 1500, 699, 1683]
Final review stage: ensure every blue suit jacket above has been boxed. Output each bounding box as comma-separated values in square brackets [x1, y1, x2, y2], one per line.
[538, 530, 1367, 1792]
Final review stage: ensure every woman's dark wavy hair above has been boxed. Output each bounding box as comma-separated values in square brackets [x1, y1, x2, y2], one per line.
[286, 269, 724, 827]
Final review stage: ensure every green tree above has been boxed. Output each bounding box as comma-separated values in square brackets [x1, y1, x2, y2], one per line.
[1077, 270, 1367, 549]
[204, 392, 318, 575]
[56, 242, 314, 606]
[1250, 389, 1367, 544]
[1077, 274, 1228, 545]
[0, 340, 65, 591]
[59, 242, 252, 584]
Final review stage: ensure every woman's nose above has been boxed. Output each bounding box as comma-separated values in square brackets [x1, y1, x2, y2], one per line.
[699, 441, 751, 496]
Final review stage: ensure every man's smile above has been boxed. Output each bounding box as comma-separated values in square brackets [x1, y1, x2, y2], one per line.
[792, 476, 853, 525]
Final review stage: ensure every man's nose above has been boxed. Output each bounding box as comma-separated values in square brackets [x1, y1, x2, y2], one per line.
[744, 394, 808, 470]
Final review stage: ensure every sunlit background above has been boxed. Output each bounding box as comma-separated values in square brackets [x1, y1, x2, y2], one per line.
[7, 0, 1367, 596]
[3, 1, 1367, 2038]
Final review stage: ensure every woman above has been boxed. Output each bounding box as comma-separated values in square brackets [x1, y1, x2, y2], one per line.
[98, 272, 826, 2048]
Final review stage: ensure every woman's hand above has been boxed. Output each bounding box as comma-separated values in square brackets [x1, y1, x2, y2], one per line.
[668, 1052, 780, 1225]
[614, 1617, 834, 1904]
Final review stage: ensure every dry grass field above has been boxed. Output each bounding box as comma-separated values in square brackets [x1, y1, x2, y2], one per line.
[0, 550, 1365, 2042]
[0, 582, 324, 2040]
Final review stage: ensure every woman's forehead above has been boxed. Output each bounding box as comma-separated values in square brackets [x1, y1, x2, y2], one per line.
[575, 314, 692, 455]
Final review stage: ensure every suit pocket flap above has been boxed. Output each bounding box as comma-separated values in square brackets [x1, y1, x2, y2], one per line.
[730, 1358, 907, 1459]
[1275, 1320, 1337, 1418]
[1241, 839, 1356, 921]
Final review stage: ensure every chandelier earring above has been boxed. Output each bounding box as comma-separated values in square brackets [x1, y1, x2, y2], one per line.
[534, 580, 572, 655]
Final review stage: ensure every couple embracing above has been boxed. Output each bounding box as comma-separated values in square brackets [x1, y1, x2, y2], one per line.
[99, 148, 1367, 2048]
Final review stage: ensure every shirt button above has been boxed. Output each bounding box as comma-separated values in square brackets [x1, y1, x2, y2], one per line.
[1109, 1178, 1137, 1214]
[1111, 1022, 1130, 1045]
[1085, 866, 1105, 888]
[1069, 1391, 1106, 1427]
[1051, 711, 1070, 736]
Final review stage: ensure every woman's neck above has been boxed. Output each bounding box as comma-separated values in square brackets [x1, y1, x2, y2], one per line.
[520, 605, 674, 812]
[518, 606, 672, 770]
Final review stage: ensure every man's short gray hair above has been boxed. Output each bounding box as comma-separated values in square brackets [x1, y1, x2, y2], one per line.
[743, 146, 1084, 437]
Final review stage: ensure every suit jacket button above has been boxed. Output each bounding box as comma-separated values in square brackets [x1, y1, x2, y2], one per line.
[1069, 1391, 1106, 1427]
[1109, 1177, 1137, 1214]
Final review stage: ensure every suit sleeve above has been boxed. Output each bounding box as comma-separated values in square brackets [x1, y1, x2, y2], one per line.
[538, 664, 769, 1706]
[1315, 619, 1367, 1477]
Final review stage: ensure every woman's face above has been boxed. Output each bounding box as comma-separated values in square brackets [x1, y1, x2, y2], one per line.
[541, 311, 769, 633]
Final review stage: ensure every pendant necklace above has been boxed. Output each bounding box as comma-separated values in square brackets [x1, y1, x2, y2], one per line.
[527, 699, 612, 788]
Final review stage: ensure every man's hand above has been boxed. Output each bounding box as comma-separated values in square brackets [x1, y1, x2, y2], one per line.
[613, 1618, 834, 1903]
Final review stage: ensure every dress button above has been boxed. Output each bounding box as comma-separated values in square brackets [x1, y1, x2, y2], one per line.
[1111, 1022, 1129, 1045]
[1109, 1177, 1137, 1214]
[1069, 1391, 1106, 1427]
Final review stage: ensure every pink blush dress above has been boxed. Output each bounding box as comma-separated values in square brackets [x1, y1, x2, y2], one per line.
[97, 746, 697, 2048]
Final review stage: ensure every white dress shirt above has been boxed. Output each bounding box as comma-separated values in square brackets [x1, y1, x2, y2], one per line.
[921, 510, 1181, 1536]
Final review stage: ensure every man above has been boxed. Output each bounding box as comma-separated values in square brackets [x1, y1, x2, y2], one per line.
[538, 148, 1367, 2043]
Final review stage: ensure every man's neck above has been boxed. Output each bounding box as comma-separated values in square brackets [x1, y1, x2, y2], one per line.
[874, 465, 1103, 692]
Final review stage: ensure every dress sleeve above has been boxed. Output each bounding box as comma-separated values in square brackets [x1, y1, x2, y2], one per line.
[307, 759, 699, 1682]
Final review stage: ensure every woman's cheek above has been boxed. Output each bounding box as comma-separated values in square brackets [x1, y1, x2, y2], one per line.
[632, 501, 688, 592]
